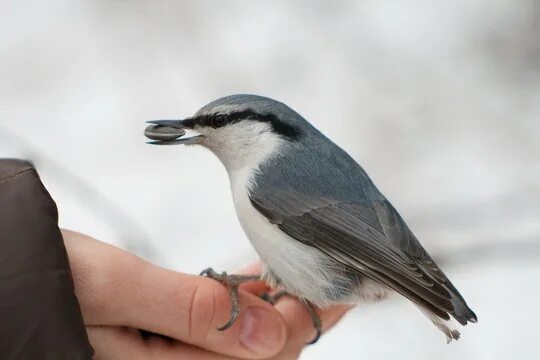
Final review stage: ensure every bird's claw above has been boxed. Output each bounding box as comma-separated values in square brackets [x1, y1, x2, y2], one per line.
[304, 301, 322, 345]
[200, 267, 260, 331]
[260, 289, 288, 305]
[199, 267, 224, 280]
[260, 290, 322, 345]
[200, 267, 322, 343]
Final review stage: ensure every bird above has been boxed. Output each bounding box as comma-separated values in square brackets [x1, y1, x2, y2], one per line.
[145, 94, 477, 344]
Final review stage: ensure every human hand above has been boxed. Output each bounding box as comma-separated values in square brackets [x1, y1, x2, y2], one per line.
[62, 230, 350, 359]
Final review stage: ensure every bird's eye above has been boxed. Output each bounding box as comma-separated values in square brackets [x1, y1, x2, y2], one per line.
[212, 115, 227, 128]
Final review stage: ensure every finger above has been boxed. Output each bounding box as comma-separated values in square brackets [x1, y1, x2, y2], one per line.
[87, 326, 235, 360]
[86, 326, 147, 360]
[130, 267, 287, 359]
[267, 300, 352, 360]
[64, 231, 287, 359]
[236, 263, 271, 295]
[275, 297, 351, 348]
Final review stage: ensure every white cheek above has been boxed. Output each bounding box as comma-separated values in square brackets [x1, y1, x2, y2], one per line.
[201, 121, 284, 172]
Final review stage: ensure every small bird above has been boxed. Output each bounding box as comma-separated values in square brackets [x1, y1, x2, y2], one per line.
[145, 94, 477, 343]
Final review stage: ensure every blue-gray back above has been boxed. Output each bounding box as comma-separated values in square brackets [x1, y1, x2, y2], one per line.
[248, 107, 477, 326]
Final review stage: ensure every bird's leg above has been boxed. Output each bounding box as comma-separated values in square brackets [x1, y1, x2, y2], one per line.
[201, 268, 323, 343]
[260, 290, 322, 344]
[199, 267, 260, 331]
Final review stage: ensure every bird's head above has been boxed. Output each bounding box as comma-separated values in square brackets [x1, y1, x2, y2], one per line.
[146, 95, 308, 170]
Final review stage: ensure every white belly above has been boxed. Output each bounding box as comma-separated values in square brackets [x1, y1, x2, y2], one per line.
[229, 167, 354, 306]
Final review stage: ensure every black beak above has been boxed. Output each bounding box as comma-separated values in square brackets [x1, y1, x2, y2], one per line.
[146, 120, 192, 129]
[144, 119, 203, 145]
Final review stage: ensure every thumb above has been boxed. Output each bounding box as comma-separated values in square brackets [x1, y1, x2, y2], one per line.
[64, 230, 288, 359]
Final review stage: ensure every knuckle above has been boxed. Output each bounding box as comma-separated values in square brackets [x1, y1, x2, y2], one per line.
[183, 281, 218, 343]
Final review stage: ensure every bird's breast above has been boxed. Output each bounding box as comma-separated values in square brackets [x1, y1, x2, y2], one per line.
[229, 166, 356, 306]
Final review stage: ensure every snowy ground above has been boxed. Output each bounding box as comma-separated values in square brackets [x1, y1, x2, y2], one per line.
[1, 1, 539, 359]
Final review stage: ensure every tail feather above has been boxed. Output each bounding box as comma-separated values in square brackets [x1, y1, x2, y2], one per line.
[418, 306, 461, 343]
[444, 281, 478, 325]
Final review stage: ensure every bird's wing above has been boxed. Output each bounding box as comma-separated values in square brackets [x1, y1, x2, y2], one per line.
[249, 186, 477, 324]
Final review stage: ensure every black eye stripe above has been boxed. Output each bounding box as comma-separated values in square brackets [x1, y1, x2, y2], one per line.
[190, 110, 302, 139]
[192, 113, 229, 128]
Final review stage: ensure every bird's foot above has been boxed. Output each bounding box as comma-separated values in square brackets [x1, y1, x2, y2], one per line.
[260, 289, 289, 305]
[199, 267, 260, 331]
[260, 290, 322, 345]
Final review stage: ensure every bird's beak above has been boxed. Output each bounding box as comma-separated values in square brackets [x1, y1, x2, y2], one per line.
[144, 119, 204, 145]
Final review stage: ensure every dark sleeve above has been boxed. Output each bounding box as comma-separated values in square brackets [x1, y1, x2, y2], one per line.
[0, 159, 94, 359]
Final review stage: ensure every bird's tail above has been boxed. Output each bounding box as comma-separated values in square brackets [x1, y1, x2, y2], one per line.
[417, 306, 461, 343]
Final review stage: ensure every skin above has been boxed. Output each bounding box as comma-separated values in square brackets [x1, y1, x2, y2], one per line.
[62, 230, 351, 359]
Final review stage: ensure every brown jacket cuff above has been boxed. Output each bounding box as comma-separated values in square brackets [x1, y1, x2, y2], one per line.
[0, 159, 94, 359]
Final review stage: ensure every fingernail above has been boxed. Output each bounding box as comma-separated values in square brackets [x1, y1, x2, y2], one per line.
[240, 306, 286, 355]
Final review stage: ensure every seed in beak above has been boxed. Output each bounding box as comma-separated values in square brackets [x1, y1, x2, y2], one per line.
[144, 125, 187, 141]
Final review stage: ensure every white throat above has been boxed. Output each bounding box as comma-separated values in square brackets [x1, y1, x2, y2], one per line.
[201, 121, 284, 179]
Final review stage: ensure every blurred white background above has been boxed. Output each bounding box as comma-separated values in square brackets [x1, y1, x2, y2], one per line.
[1, 0, 539, 359]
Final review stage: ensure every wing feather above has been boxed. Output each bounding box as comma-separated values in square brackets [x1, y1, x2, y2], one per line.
[250, 188, 477, 325]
